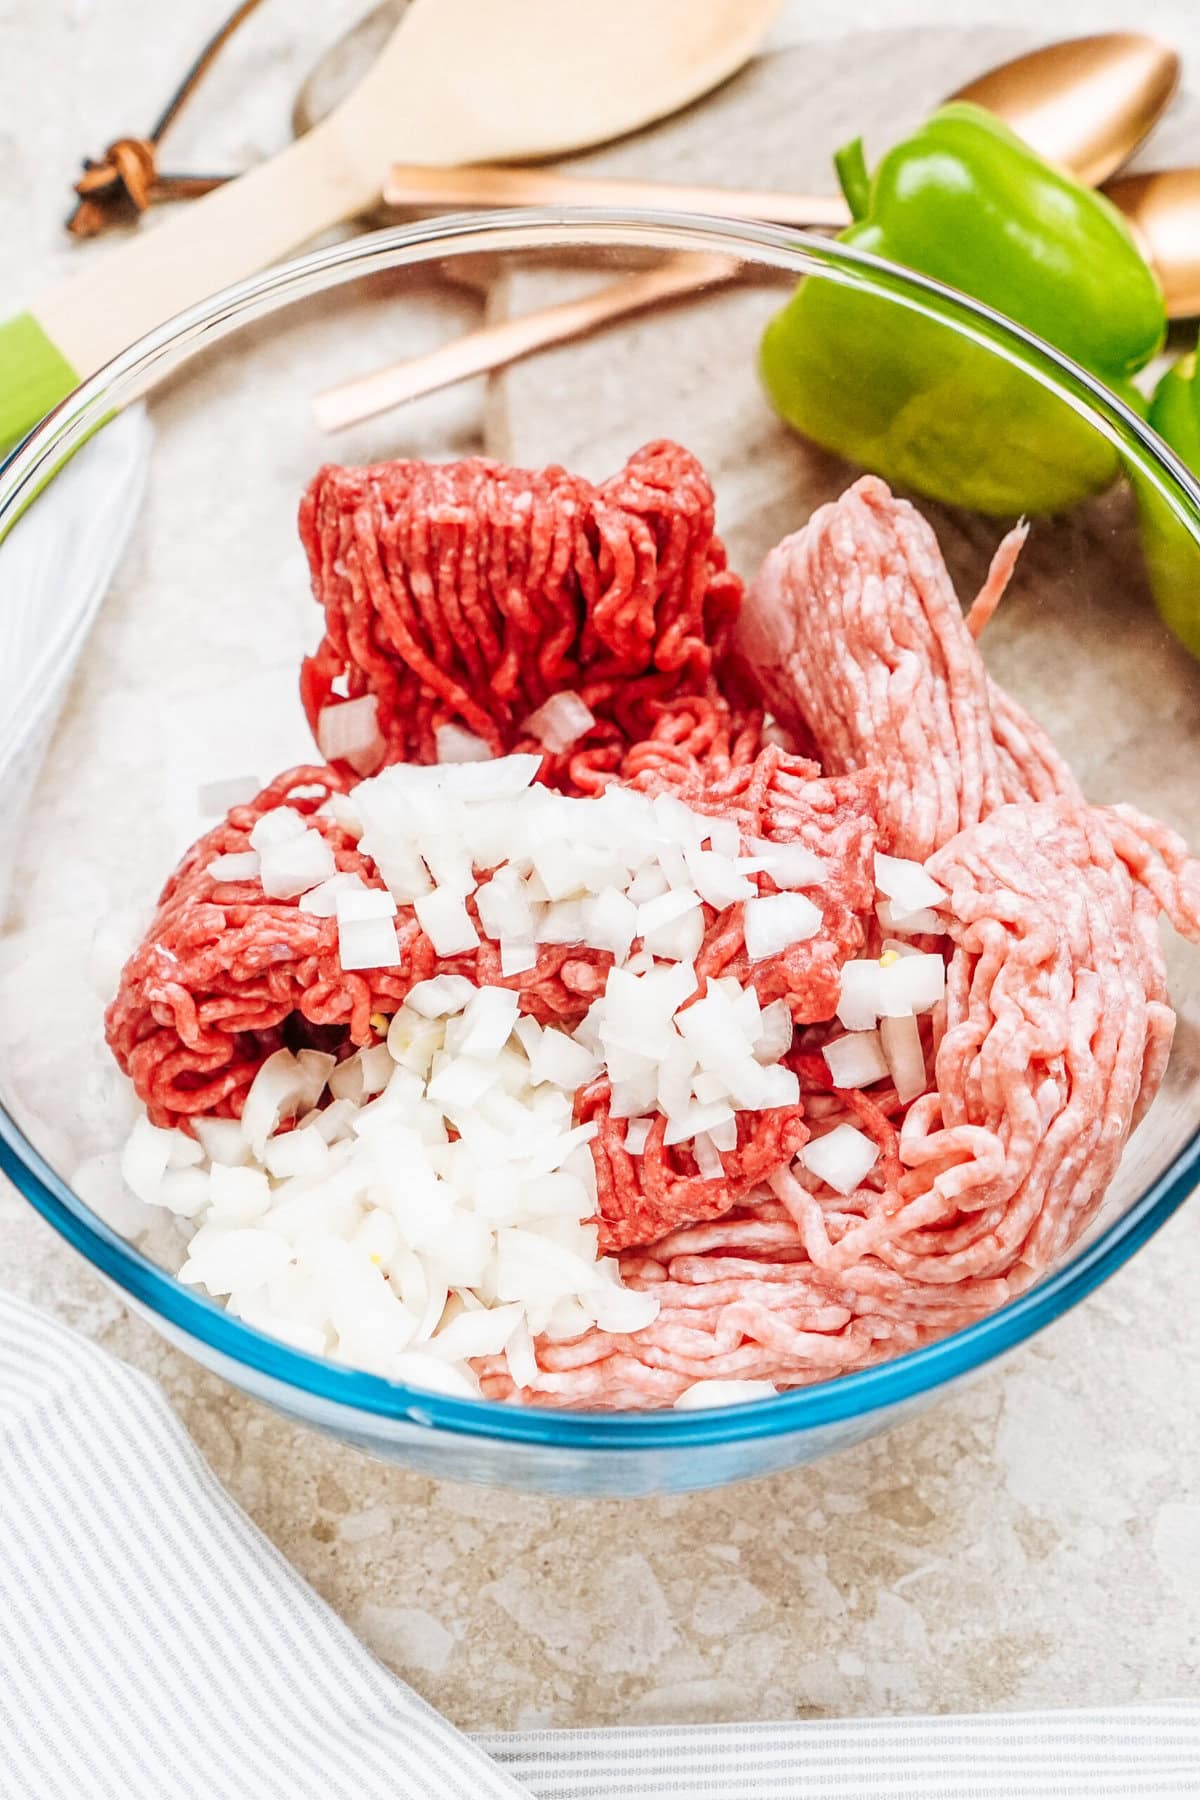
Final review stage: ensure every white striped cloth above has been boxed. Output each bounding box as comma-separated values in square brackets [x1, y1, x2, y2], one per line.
[0, 1288, 1196, 1800]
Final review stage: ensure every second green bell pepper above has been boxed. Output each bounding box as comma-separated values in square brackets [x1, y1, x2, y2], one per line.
[1135, 347, 1200, 659]
[761, 102, 1166, 516]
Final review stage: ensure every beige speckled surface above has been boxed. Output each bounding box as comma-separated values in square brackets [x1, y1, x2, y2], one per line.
[3, 0, 1200, 1734]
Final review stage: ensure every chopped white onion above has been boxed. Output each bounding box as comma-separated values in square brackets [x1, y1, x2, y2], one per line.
[407, 976, 476, 1018]
[822, 1030, 889, 1090]
[249, 807, 306, 850]
[801, 1123, 879, 1195]
[241, 1050, 310, 1156]
[674, 1380, 778, 1409]
[874, 852, 948, 914]
[299, 872, 365, 916]
[623, 1117, 653, 1156]
[743, 892, 822, 961]
[880, 1012, 927, 1102]
[523, 690, 595, 754]
[337, 915, 402, 972]
[207, 851, 260, 883]
[500, 939, 537, 976]
[317, 695, 383, 774]
[746, 838, 826, 888]
[877, 898, 943, 936]
[435, 722, 494, 764]
[414, 887, 479, 957]
[259, 829, 337, 900]
[335, 885, 397, 922]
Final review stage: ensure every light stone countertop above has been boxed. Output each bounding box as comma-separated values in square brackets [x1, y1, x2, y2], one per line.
[2, 0, 1199, 1733]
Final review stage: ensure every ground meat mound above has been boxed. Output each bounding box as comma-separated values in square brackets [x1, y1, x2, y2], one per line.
[299, 440, 745, 792]
[106, 449, 1200, 1408]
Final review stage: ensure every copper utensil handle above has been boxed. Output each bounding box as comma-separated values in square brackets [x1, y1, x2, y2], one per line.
[313, 253, 739, 432]
[384, 162, 853, 228]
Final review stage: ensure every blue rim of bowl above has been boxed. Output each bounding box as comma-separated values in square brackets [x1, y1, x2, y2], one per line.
[3, 207, 1200, 1451]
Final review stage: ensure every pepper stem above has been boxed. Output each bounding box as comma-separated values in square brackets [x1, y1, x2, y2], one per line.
[833, 137, 871, 222]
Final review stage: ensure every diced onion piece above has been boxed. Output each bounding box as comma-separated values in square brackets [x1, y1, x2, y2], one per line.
[433, 753, 542, 800]
[248, 806, 306, 850]
[430, 1301, 524, 1361]
[207, 850, 260, 883]
[536, 899, 586, 945]
[337, 914, 401, 971]
[523, 690, 596, 754]
[119, 1116, 177, 1204]
[192, 1117, 248, 1166]
[752, 999, 794, 1064]
[674, 1380, 778, 1409]
[623, 1117, 653, 1156]
[207, 1163, 271, 1225]
[643, 906, 704, 962]
[259, 828, 337, 900]
[880, 952, 945, 1018]
[588, 1275, 660, 1333]
[335, 884, 397, 922]
[299, 872, 364, 916]
[264, 1126, 329, 1182]
[877, 898, 943, 935]
[880, 1013, 927, 1102]
[822, 1030, 889, 1090]
[427, 1056, 497, 1108]
[528, 1027, 601, 1091]
[435, 721, 493, 764]
[637, 887, 701, 938]
[328, 1055, 366, 1105]
[708, 1113, 737, 1153]
[662, 1101, 734, 1147]
[801, 1123, 879, 1195]
[743, 892, 822, 961]
[157, 1169, 212, 1218]
[837, 959, 884, 1031]
[692, 1131, 725, 1180]
[317, 695, 383, 774]
[504, 1318, 539, 1391]
[414, 886, 479, 956]
[476, 867, 537, 942]
[754, 1063, 800, 1109]
[874, 851, 948, 913]
[390, 1353, 481, 1398]
[407, 975, 476, 1018]
[197, 775, 260, 816]
[359, 1043, 395, 1096]
[242, 1049, 310, 1155]
[582, 887, 638, 964]
[457, 986, 521, 1058]
[706, 816, 740, 859]
[500, 939, 537, 976]
[746, 837, 826, 888]
[685, 848, 754, 909]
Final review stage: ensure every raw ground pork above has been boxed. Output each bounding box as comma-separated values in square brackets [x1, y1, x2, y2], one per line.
[107, 453, 1200, 1407]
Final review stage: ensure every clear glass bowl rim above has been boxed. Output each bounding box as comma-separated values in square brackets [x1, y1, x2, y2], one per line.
[3, 206, 1200, 1453]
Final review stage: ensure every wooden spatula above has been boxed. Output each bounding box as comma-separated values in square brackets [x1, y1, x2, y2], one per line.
[0, 0, 783, 449]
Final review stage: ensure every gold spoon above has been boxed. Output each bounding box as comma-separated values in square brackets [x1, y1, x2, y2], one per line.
[316, 32, 1184, 431]
[1107, 170, 1200, 320]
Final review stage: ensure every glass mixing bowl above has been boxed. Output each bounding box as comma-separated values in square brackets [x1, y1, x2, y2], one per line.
[3, 212, 1200, 1497]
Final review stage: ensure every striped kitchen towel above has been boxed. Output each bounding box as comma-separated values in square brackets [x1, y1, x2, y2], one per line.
[0, 1287, 1196, 1800]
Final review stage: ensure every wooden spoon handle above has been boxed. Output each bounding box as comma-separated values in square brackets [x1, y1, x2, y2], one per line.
[384, 162, 853, 228]
[313, 253, 739, 431]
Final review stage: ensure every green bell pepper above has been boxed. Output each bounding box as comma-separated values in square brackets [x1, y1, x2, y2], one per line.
[1135, 347, 1200, 659]
[761, 102, 1166, 516]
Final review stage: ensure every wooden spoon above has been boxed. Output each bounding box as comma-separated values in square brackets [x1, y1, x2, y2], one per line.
[0, 0, 783, 448]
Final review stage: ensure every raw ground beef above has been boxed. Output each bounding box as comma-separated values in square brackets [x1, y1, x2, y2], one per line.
[299, 440, 747, 793]
[106, 744, 881, 1253]
[106, 451, 1200, 1407]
